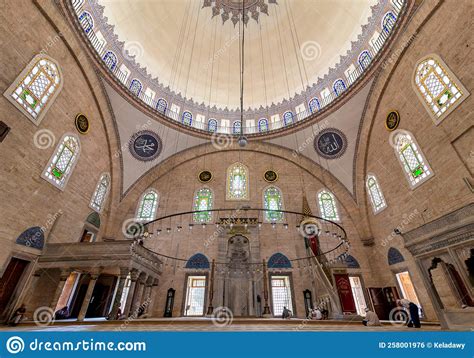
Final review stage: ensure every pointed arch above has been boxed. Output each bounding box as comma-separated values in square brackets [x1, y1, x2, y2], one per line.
[317, 189, 340, 221]
[263, 185, 284, 222]
[3, 54, 63, 125]
[186, 253, 210, 269]
[136, 189, 159, 221]
[193, 187, 213, 223]
[268, 253, 292, 269]
[226, 162, 249, 200]
[388, 247, 405, 265]
[345, 255, 360, 268]
[41, 133, 80, 190]
[366, 173, 387, 213]
[90, 173, 111, 213]
[16, 227, 45, 250]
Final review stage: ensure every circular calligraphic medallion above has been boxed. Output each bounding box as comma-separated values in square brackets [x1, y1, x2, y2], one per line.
[385, 111, 400, 131]
[198, 170, 213, 183]
[314, 128, 347, 159]
[75, 113, 90, 134]
[129, 130, 162, 162]
[264, 170, 278, 183]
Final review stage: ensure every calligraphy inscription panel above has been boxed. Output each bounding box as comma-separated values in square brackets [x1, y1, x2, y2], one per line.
[314, 128, 347, 159]
[129, 130, 162, 162]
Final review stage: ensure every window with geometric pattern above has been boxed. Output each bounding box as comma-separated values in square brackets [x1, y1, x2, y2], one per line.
[41, 134, 80, 190]
[258, 118, 269, 132]
[308, 97, 321, 113]
[382, 11, 397, 34]
[3, 54, 63, 125]
[136, 189, 159, 221]
[394, 131, 433, 188]
[358, 50, 372, 70]
[366, 174, 387, 214]
[79, 11, 94, 33]
[182, 111, 193, 126]
[283, 111, 294, 126]
[156, 98, 168, 114]
[232, 120, 241, 134]
[102, 51, 117, 70]
[208, 118, 218, 132]
[413, 54, 469, 125]
[263, 186, 284, 222]
[193, 188, 213, 223]
[90, 173, 110, 212]
[226, 162, 249, 200]
[333, 79, 346, 96]
[129, 79, 142, 96]
[317, 190, 340, 221]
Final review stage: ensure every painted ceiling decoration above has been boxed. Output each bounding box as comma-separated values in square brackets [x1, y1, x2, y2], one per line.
[314, 128, 348, 160]
[129, 130, 163, 162]
[202, 0, 278, 26]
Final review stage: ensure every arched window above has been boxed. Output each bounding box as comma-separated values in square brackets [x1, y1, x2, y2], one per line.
[102, 51, 117, 70]
[41, 134, 80, 190]
[193, 188, 213, 223]
[283, 111, 294, 126]
[382, 11, 397, 34]
[185, 253, 210, 269]
[136, 189, 159, 221]
[268, 253, 292, 269]
[79, 11, 94, 33]
[388, 247, 405, 265]
[393, 131, 432, 187]
[366, 174, 387, 213]
[263, 186, 284, 222]
[156, 98, 167, 114]
[226, 162, 249, 200]
[333, 79, 346, 96]
[4, 54, 62, 125]
[90, 173, 110, 212]
[258, 118, 268, 132]
[358, 51, 372, 70]
[208, 118, 218, 132]
[232, 121, 241, 134]
[182, 111, 193, 126]
[345, 255, 360, 269]
[308, 97, 321, 113]
[413, 55, 469, 124]
[317, 190, 340, 221]
[129, 79, 142, 96]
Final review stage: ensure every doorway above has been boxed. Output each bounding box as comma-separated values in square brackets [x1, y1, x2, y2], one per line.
[0, 257, 29, 318]
[349, 276, 367, 316]
[270, 275, 293, 316]
[184, 275, 206, 316]
[395, 271, 423, 315]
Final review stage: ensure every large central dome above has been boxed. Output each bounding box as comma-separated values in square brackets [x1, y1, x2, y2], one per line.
[98, 0, 377, 111]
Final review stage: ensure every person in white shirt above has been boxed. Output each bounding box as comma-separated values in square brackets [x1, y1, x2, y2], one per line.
[311, 307, 322, 320]
[362, 308, 381, 326]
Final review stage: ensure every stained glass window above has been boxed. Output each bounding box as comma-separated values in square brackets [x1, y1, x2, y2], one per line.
[90, 173, 110, 212]
[226, 163, 249, 200]
[317, 190, 339, 221]
[185, 254, 210, 269]
[413, 55, 468, 124]
[258, 118, 268, 132]
[156, 98, 167, 114]
[208, 118, 218, 132]
[358, 51, 372, 70]
[232, 121, 241, 134]
[308, 97, 321, 113]
[382, 11, 397, 34]
[182, 111, 193, 126]
[268, 253, 291, 268]
[103, 51, 117, 70]
[366, 174, 387, 213]
[264, 186, 284, 222]
[193, 188, 213, 223]
[333, 79, 346, 96]
[5, 55, 62, 125]
[394, 131, 432, 187]
[283, 111, 294, 126]
[129, 79, 142, 96]
[79, 11, 94, 33]
[42, 134, 80, 190]
[136, 189, 159, 221]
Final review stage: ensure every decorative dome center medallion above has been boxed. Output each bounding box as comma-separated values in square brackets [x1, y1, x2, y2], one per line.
[202, 0, 278, 25]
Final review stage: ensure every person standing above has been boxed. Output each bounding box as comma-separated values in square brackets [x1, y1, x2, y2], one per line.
[397, 299, 421, 328]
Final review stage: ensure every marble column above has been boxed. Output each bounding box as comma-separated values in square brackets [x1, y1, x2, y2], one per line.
[130, 273, 147, 318]
[107, 267, 130, 320]
[77, 273, 100, 321]
[49, 269, 72, 310]
[123, 269, 140, 317]
[145, 278, 159, 316]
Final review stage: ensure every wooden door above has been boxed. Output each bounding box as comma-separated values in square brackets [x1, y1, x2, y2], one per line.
[0, 258, 29, 316]
[334, 274, 356, 314]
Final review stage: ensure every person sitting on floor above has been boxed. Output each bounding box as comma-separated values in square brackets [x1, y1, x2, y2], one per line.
[54, 305, 70, 320]
[397, 299, 421, 328]
[362, 308, 381, 326]
[282, 306, 292, 319]
[311, 307, 322, 320]
[8, 304, 26, 326]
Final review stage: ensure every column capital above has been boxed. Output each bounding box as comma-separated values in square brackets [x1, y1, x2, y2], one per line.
[59, 269, 72, 281]
[145, 276, 154, 287]
[119, 267, 131, 278]
[129, 269, 140, 281]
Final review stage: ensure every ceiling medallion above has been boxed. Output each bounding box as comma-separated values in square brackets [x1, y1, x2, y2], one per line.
[314, 128, 348, 160]
[202, 0, 278, 26]
[264, 170, 278, 183]
[129, 130, 162, 162]
[385, 110, 400, 131]
[198, 170, 213, 183]
[75, 113, 90, 135]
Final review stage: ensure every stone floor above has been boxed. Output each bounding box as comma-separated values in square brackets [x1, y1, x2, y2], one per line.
[1, 318, 445, 331]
